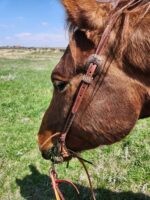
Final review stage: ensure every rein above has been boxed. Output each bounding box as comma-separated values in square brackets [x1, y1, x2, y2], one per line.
[50, 157, 95, 200]
[50, 165, 80, 200]
[49, 0, 149, 199]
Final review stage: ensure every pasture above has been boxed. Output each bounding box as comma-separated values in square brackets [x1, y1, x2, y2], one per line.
[0, 48, 150, 200]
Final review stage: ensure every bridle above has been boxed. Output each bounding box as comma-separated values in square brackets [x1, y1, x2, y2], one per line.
[54, 0, 148, 162]
[48, 0, 150, 199]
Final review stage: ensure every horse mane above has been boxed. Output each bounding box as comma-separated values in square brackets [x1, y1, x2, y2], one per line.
[62, 0, 112, 30]
[63, 0, 150, 71]
[64, 0, 150, 30]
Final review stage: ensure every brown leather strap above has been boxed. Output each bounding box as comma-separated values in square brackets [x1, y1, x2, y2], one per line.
[72, 64, 97, 114]
[60, 63, 97, 158]
[95, 0, 144, 55]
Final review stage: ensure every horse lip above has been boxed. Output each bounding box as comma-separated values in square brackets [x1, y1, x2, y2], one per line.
[47, 142, 65, 164]
[43, 141, 72, 164]
[50, 155, 64, 164]
[50, 154, 72, 164]
[49, 149, 72, 164]
[47, 146, 63, 163]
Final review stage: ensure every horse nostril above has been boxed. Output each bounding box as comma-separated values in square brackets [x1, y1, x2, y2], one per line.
[53, 80, 69, 92]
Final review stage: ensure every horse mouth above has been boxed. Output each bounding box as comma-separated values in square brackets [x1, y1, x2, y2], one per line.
[42, 145, 72, 164]
[50, 155, 72, 164]
[50, 155, 64, 164]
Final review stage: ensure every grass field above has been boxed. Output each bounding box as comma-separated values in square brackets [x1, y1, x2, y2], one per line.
[0, 49, 150, 200]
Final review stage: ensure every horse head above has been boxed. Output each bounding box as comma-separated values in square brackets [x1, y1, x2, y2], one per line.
[38, 0, 150, 163]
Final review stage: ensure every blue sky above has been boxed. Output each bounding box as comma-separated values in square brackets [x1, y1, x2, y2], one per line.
[0, 0, 68, 47]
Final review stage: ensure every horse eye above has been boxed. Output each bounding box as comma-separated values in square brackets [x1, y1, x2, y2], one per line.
[53, 80, 69, 92]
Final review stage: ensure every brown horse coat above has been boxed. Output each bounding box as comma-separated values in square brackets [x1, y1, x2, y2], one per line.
[38, 0, 150, 159]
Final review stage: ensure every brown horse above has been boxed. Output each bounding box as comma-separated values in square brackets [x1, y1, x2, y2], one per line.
[38, 0, 150, 162]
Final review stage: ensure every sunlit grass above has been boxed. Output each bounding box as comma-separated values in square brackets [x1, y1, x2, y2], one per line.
[0, 51, 149, 200]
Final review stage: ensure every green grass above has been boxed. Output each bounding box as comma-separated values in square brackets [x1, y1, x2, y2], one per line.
[0, 51, 150, 200]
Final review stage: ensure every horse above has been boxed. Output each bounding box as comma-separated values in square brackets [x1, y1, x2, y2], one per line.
[38, 0, 150, 164]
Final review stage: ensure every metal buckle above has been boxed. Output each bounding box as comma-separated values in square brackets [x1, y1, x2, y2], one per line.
[82, 75, 93, 84]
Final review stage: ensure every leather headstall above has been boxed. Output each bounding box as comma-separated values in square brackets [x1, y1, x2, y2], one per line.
[54, 0, 148, 162]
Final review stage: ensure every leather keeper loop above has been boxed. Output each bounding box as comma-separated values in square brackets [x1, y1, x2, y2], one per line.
[82, 75, 93, 84]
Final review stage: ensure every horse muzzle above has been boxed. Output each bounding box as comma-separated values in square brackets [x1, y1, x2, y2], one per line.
[41, 140, 72, 164]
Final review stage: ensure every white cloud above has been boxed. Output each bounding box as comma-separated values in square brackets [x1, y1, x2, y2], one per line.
[41, 22, 49, 26]
[5, 36, 11, 40]
[0, 32, 68, 47]
[15, 32, 32, 38]
[0, 24, 15, 29]
[15, 32, 65, 41]
[16, 16, 24, 21]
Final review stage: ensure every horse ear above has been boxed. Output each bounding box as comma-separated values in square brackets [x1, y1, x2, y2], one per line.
[61, 0, 111, 30]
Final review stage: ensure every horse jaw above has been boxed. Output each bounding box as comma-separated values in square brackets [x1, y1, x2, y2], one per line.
[64, 67, 146, 152]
